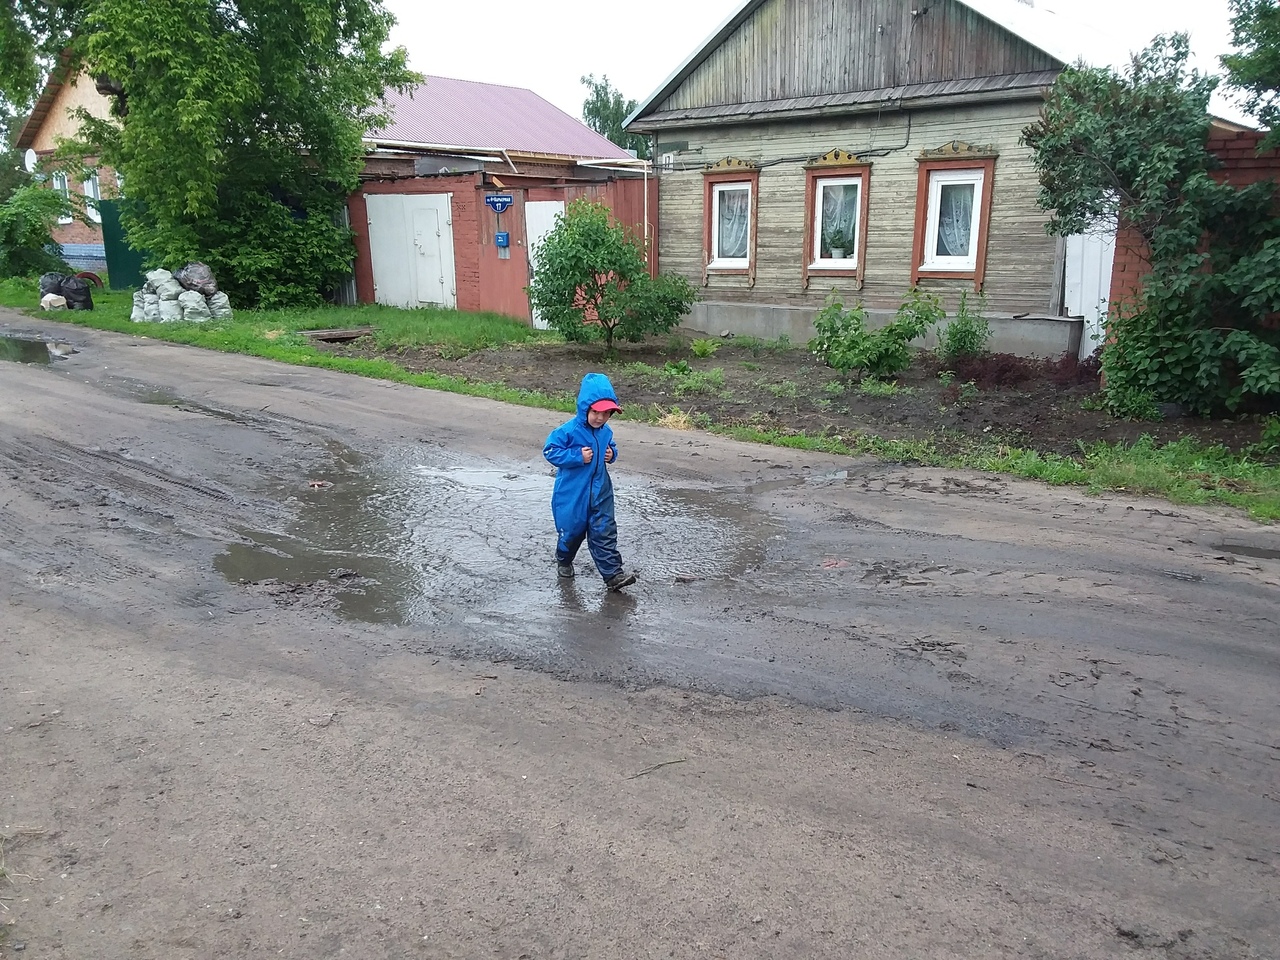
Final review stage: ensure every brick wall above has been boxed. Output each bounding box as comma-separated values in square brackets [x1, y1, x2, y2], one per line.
[351, 173, 654, 320]
[1110, 130, 1280, 310]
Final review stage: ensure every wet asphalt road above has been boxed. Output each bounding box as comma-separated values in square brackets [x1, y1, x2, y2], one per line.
[2, 316, 1279, 952]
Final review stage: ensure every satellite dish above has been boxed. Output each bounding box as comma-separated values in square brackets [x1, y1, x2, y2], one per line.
[23, 149, 38, 173]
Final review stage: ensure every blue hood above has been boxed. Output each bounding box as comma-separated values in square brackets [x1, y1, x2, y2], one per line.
[575, 373, 619, 421]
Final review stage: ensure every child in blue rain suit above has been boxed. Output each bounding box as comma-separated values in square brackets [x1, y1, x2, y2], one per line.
[544, 373, 637, 591]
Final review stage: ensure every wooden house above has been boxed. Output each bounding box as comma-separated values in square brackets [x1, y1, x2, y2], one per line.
[625, 0, 1119, 358]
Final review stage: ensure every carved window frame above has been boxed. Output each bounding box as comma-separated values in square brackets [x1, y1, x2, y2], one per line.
[911, 150, 997, 291]
[702, 161, 760, 284]
[803, 153, 872, 289]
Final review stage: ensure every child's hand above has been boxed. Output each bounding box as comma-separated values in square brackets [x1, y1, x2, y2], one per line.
[581, 446, 593, 464]
[604, 447, 615, 463]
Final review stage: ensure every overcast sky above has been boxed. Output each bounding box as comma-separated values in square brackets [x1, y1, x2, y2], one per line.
[384, 0, 1249, 125]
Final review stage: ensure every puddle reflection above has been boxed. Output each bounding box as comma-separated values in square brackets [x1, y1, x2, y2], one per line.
[216, 445, 774, 640]
[0, 335, 51, 365]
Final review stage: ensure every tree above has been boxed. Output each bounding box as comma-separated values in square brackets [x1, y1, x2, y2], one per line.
[1023, 36, 1280, 415]
[581, 75, 649, 159]
[0, 1, 85, 112]
[1223, 0, 1280, 148]
[0, 92, 75, 279]
[527, 199, 696, 354]
[0, 182, 73, 278]
[4, 0, 417, 308]
[1022, 35, 1219, 243]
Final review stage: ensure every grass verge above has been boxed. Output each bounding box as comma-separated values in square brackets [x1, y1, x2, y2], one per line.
[3, 278, 1276, 521]
[0, 278, 574, 413]
[712, 423, 1280, 521]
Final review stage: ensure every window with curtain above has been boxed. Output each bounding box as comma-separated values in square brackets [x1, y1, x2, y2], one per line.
[812, 176, 862, 266]
[712, 182, 751, 266]
[923, 168, 984, 269]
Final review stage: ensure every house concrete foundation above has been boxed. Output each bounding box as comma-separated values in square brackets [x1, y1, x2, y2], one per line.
[684, 301, 1084, 359]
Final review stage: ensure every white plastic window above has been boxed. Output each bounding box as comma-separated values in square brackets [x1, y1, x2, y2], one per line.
[51, 172, 72, 224]
[83, 171, 102, 224]
[923, 168, 985, 271]
[811, 176, 863, 268]
[710, 182, 751, 269]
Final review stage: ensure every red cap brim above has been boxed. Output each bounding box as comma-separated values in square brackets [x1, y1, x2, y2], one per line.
[589, 399, 621, 413]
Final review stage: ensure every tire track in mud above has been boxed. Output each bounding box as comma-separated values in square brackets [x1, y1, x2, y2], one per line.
[0, 431, 289, 613]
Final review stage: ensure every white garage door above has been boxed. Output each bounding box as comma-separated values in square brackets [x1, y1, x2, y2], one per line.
[365, 193, 457, 309]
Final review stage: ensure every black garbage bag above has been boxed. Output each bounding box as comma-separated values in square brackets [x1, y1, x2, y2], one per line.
[60, 276, 95, 311]
[174, 262, 218, 297]
[39, 272, 67, 297]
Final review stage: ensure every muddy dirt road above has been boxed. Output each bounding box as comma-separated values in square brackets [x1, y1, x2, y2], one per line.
[2, 314, 1278, 959]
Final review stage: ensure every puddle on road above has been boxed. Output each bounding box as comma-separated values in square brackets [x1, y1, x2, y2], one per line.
[215, 445, 773, 634]
[0, 335, 51, 365]
[1214, 542, 1280, 560]
[743, 469, 850, 494]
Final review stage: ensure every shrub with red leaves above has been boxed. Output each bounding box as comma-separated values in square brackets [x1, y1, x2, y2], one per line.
[949, 352, 1038, 389]
[1046, 348, 1103, 386]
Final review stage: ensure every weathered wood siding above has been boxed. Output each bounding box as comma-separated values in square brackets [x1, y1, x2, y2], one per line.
[657, 100, 1057, 317]
[659, 0, 1058, 112]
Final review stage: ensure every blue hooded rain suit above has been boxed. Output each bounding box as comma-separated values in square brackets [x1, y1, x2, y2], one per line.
[544, 373, 623, 580]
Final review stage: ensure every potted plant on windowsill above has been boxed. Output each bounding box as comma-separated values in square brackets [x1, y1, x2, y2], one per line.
[825, 225, 853, 260]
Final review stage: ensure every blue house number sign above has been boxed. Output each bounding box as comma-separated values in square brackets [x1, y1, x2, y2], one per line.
[484, 194, 514, 214]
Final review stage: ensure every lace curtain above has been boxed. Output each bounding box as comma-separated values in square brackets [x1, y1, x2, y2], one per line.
[936, 182, 975, 258]
[819, 183, 860, 257]
[716, 187, 750, 260]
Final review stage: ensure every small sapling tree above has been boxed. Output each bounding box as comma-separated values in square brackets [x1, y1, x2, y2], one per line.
[527, 198, 697, 355]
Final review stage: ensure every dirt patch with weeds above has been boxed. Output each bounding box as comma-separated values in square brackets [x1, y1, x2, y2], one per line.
[320, 335, 1267, 456]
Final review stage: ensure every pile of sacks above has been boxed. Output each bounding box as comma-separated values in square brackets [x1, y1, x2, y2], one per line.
[130, 263, 233, 323]
[39, 272, 95, 311]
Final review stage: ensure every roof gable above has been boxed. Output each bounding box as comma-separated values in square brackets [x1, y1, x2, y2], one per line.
[370, 76, 631, 161]
[627, 0, 1103, 127]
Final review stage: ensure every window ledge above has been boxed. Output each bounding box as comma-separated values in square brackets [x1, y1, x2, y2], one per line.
[809, 261, 860, 272]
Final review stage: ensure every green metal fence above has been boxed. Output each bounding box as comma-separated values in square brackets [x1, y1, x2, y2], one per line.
[99, 200, 147, 290]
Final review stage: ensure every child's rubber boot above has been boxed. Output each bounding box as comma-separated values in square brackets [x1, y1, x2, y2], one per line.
[605, 570, 637, 591]
[557, 562, 575, 579]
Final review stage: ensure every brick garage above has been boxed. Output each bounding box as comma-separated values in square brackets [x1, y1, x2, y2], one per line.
[350, 168, 654, 320]
[348, 76, 650, 322]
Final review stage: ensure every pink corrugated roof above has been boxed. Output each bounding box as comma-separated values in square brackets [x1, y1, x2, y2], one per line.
[370, 76, 633, 160]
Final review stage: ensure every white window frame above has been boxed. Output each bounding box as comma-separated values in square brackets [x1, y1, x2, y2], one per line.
[83, 171, 102, 224]
[709, 181, 752, 270]
[51, 172, 72, 224]
[922, 168, 985, 271]
[810, 175, 864, 270]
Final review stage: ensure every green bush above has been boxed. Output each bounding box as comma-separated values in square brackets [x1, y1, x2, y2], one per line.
[938, 291, 992, 361]
[1025, 36, 1280, 415]
[0, 184, 73, 279]
[1250, 415, 1280, 459]
[527, 199, 699, 353]
[809, 288, 942, 379]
